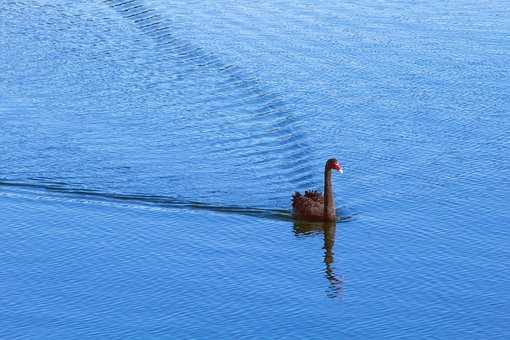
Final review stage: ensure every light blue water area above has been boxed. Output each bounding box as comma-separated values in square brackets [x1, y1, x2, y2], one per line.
[1, 0, 509, 338]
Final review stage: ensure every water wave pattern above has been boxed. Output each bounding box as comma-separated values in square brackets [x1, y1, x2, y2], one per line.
[0, 179, 352, 222]
[101, 0, 317, 199]
[0, 179, 291, 221]
[0, 0, 321, 212]
[3, 0, 510, 336]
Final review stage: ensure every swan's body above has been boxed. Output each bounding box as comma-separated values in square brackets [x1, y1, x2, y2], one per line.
[292, 190, 327, 222]
[292, 158, 342, 222]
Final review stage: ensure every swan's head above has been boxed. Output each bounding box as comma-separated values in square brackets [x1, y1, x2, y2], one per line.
[327, 158, 343, 174]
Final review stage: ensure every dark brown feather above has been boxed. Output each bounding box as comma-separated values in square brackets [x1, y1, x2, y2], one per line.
[292, 190, 325, 221]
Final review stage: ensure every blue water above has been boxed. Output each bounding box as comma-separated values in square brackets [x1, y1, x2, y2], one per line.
[1, 0, 509, 338]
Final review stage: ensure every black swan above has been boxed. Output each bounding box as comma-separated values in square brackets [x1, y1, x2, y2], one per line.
[291, 158, 343, 222]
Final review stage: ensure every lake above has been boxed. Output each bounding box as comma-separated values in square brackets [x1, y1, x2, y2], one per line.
[1, 0, 509, 338]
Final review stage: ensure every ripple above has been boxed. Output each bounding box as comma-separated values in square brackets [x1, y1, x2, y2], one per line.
[102, 0, 317, 197]
[0, 179, 292, 221]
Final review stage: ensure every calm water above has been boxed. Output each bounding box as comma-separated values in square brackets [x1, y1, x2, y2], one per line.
[1, 0, 509, 338]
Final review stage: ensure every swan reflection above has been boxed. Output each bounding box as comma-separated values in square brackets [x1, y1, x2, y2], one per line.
[293, 221, 342, 298]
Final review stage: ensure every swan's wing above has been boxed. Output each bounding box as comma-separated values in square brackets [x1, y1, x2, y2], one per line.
[303, 190, 324, 202]
[292, 191, 324, 220]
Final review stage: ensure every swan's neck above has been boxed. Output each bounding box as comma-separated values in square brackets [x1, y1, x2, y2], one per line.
[324, 167, 336, 221]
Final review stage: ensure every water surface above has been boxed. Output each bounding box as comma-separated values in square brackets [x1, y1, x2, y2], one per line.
[1, 0, 509, 338]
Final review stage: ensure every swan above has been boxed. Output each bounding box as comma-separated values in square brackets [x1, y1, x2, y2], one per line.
[291, 158, 343, 222]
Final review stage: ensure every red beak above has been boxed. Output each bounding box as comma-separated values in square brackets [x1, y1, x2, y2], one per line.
[333, 163, 342, 172]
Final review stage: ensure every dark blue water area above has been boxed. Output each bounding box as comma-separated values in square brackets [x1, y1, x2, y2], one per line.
[1, 0, 510, 338]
